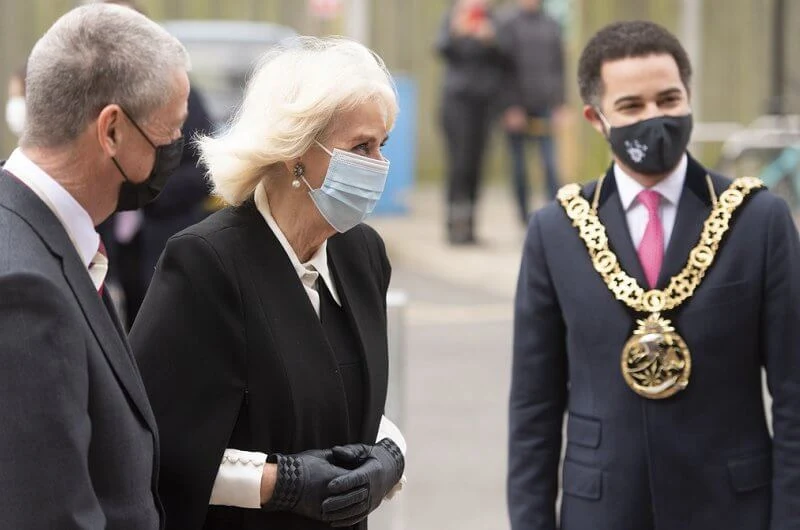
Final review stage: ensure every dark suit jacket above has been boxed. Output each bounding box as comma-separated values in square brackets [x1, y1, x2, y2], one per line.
[0, 171, 162, 529]
[508, 156, 800, 530]
[129, 200, 391, 530]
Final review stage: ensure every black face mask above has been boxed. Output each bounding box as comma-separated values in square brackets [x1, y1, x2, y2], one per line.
[599, 112, 693, 176]
[111, 107, 184, 211]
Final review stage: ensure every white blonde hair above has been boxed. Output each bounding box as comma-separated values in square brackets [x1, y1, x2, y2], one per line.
[197, 36, 399, 206]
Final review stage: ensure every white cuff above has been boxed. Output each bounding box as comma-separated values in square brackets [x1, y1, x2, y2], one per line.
[209, 417, 407, 508]
[385, 474, 407, 500]
[376, 415, 407, 500]
[377, 415, 406, 455]
[209, 449, 267, 508]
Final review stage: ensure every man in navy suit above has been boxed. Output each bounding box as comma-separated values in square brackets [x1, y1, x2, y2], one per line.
[508, 21, 800, 530]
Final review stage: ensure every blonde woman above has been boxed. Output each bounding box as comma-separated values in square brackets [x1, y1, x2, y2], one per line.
[130, 37, 406, 530]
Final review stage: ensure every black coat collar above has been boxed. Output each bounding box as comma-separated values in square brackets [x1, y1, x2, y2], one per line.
[237, 201, 386, 444]
[328, 228, 387, 442]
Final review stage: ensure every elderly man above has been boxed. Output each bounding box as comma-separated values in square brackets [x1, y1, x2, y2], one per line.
[0, 4, 189, 529]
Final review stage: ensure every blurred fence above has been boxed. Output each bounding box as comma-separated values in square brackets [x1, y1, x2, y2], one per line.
[2, 0, 799, 184]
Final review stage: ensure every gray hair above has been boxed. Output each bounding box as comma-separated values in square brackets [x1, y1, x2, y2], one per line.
[22, 3, 190, 148]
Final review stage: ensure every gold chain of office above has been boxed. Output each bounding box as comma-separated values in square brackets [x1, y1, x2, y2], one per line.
[556, 176, 763, 314]
[556, 175, 763, 399]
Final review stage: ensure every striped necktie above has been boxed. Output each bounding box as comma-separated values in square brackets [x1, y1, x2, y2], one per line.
[88, 239, 109, 296]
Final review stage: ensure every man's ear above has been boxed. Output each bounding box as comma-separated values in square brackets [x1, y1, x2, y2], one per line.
[96, 104, 124, 158]
[583, 105, 607, 137]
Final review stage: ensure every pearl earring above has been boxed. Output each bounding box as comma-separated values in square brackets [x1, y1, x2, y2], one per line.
[291, 162, 304, 189]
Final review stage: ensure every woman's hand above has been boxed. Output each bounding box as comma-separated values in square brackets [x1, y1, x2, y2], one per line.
[473, 19, 496, 43]
[504, 106, 529, 133]
[451, 2, 493, 42]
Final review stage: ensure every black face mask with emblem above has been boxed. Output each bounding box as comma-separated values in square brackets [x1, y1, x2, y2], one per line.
[600, 113, 693, 176]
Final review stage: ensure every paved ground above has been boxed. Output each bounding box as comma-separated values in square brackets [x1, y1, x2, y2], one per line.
[367, 184, 530, 530]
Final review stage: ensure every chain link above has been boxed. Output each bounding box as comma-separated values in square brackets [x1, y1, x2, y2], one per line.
[556, 177, 763, 314]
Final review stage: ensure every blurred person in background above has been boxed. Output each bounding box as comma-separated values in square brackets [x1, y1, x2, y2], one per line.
[436, 0, 510, 245]
[0, 5, 190, 528]
[5, 63, 26, 138]
[129, 37, 406, 530]
[93, 0, 214, 329]
[509, 20, 800, 530]
[496, 0, 565, 223]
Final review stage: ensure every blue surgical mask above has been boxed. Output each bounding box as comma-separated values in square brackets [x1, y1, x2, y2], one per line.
[303, 141, 390, 233]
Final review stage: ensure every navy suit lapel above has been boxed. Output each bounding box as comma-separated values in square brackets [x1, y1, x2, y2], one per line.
[0, 172, 158, 435]
[328, 235, 387, 442]
[656, 155, 713, 288]
[595, 169, 649, 288]
[594, 156, 714, 292]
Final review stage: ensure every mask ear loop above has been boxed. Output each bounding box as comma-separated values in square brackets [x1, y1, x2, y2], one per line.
[595, 107, 612, 136]
[316, 139, 390, 165]
[315, 139, 333, 157]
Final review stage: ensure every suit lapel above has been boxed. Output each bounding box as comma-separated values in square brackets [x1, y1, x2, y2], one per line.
[102, 289, 129, 345]
[63, 252, 158, 432]
[656, 155, 713, 288]
[594, 156, 714, 291]
[0, 172, 158, 435]
[328, 236, 387, 441]
[595, 169, 649, 288]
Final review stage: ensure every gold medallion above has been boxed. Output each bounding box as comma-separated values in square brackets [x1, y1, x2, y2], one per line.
[621, 313, 691, 399]
[558, 175, 763, 399]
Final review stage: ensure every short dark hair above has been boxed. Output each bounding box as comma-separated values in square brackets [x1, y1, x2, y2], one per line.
[577, 21, 692, 106]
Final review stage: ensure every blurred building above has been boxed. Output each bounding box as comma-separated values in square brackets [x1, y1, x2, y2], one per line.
[1, 0, 800, 183]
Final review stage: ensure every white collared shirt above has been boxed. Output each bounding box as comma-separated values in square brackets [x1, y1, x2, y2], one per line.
[614, 154, 687, 250]
[253, 182, 341, 315]
[208, 183, 406, 509]
[3, 148, 103, 290]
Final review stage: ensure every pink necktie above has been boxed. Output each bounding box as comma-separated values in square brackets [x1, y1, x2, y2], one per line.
[637, 190, 664, 289]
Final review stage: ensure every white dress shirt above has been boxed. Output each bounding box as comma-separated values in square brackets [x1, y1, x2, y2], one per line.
[255, 182, 342, 316]
[3, 148, 105, 290]
[613, 154, 687, 250]
[209, 183, 406, 509]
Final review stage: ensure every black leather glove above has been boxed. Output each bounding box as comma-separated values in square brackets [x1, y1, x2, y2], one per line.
[321, 438, 405, 527]
[262, 448, 363, 525]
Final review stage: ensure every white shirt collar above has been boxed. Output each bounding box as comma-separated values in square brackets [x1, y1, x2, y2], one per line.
[3, 148, 99, 268]
[253, 183, 341, 306]
[614, 153, 687, 211]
